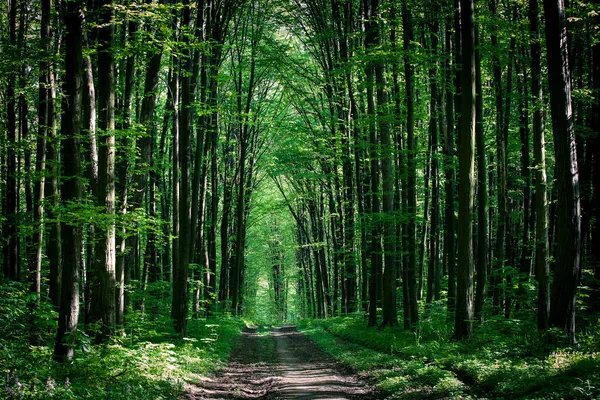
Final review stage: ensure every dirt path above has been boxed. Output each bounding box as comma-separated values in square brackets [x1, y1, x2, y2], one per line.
[181, 325, 376, 399]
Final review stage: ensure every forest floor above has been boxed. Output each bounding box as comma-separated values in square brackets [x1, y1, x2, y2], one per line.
[180, 325, 377, 399]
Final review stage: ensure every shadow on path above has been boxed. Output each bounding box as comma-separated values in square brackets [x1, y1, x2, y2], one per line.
[181, 325, 376, 399]
[270, 325, 374, 399]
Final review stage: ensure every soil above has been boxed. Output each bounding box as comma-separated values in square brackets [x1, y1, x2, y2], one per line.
[181, 325, 377, 400]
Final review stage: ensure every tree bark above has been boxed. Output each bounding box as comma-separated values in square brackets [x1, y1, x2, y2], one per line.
[54, 0, 84, 361]
[543, 0, 582, 344]
[489, 0, 506, 315]
[173, 0, 193, 334]
[474, 26, 487, 323]
[93, 0, 117, 339]
[32, 0, 52, 297]
[444, 13, 457, 316]
[402, 0, 419, 330]
[530, 0, 549, 330]
[5, 0, 19, 281]
[454, 0, 476, 341]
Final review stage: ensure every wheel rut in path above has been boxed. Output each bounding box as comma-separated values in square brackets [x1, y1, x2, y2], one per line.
[181, 325, 376, 399]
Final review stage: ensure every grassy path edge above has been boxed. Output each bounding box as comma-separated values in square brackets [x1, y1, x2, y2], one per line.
[297, 321, 471, 399]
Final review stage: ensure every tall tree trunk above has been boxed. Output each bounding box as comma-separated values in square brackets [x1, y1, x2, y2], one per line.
[364, 0, 381, 327]
[115, 20, 137, 327]
[516, 55, 531, 312]
[454, 0, 476, 341]
[82, 48, 97, 325]
[32, 0, 52, 297]
[543, 0, 581, 344]
[591, 6, 600, 314]
[377, 23, 397, 327]
[530, 0, 549, 330]
[341, 0, 356, 315]
[46, 51, 61, 307]
[173, 0, 193, 334]
[502, 35, 516, 319]
[54, 0, 84, 361]
[402, 0, 419, 330]
[444, 12, 457, 315]
[474, 26, 487, 322]
[426, 12, 440, 305]
[5, 0, 19, 280]
[489, 0, 506, 315]
[94, 0, 117, 339]
[18, 0, 32, 286]
[171, 62, 180, 318]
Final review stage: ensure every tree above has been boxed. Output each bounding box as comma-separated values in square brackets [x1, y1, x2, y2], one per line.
[543, 0, 582, 343]
[4, 0, 18, 281]
[364, 0, 382, 327]
[54, 0, 84, 361]
[402, 0, 419, 331]
[454, 0, 476, 340]
[375, 0, 398, 328]
[474, 25, 487, 322]
[530, 0, 549, 331]
[93, 0, 117, 339]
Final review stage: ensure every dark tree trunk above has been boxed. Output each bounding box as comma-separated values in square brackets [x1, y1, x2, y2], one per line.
[54, 0, 84, 361]
[591, 5, 600, 314]
[5, 0, 19, 281]
[364, 0, 381, 327]
[543, 0, 582, 344]
[402, 0, 419, 331]
[474, 26, 487, 323]
[32, 0, 52, 297]
[93, 0, 117, 339]
[530, 0, 549, 330]
[489, 0, 506, 315]
[173, 0, 193, 334]
[516, 54, 531, 312]
[454, 0, 476, 341]
[444, 13, 457, 316]
[426, 13, 440, 305]
[341, 0, 356, 315]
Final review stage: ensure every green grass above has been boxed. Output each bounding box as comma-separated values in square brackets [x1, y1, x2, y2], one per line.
[1, 281, 244, 400]
[298, 320, 468, 399]
[297, 305, 600, 399]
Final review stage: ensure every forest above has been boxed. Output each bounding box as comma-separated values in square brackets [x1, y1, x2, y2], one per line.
[0, 0, 598, 398]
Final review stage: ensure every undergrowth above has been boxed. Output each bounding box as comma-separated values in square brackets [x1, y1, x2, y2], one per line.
[298, 302, 600, 399]
[0, 280, 244, 400]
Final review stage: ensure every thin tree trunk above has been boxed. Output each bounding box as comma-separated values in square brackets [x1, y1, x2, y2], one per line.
[454, 0, 476, 341]
[376, 12, 397, 325]
[5, 0, 19, 281]
[474, 26, 487, 322]
[530, 0, 549, 330]
[489, 0, 506, 315]
[115, 20, 137, 327]
[173, 0, 193, 334]
[94, 0, 117, 339]
[46, 54, 61, 307]
[32, 0, 52, 297]
[402, 0, 419, 331]
[444, 13, 457, 316]
[426, 13, 440, 305]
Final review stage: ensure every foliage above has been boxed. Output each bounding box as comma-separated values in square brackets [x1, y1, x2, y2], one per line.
[0, 281, 243, 400]
[299, 314, 600, 399]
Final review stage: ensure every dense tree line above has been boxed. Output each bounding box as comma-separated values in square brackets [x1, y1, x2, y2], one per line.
[0, 0, 597, 360]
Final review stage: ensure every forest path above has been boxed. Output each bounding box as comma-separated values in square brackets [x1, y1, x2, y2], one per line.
[181, 325, 376, 399]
